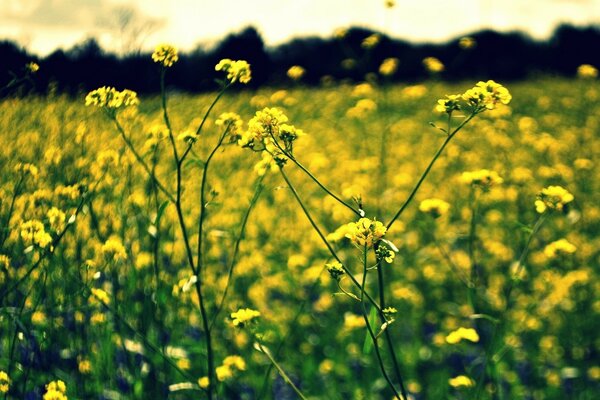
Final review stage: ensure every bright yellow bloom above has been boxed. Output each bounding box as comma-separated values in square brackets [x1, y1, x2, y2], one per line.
[15, 162, 39, 178]
[461, 169, 503, 187]
[90, 288, 111, 305]
[435, 94, 461, 114]
[344, 217, 387, 248]
[47, 207, 66, 232]
[215, 112, 244, 142]
[198, 376, 210, 389]
[152, 44, 179, 67]
[223, 355, 246, 371]
[449, 375, 475, 387]
[423, 57, 445, 73]
[326, 261, 345, 280]
[287, 65, 306, 80]
[462, 80, 512, 110]
[231, 308, 260, 327]
[362, 34, 380, 49]
[419, 198, 450, 218]
[215, 59, 252, 84]
[101, 237, 127, 261]
[26, 62, 40, 73]
[0, 371, 9, 393]
[20, 220, 53, 248]
[446, 327, 480, 344]
[535, 185, 574, 214]
[85, 87, 139, 109]
[544, 239, 577, 258]
[577, 64, 598, 79]
[44, 380, 67, 400]
[379, 58, 399, 76]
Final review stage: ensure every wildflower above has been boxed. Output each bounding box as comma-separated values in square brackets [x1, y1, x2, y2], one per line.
[435, 94, 461, 114]
[215, 112, 244, 142]
[78, 358, 92, 374]
[26, 62, 40, 73]
[0, 254, 9, 270]
[462, 80, 512, 110]
[20, 220, 53, 248]
[0, 371, 9, 393]
[231, 308, 260, 327]
[577, 64, 598, 79]
[326, 261, 345, 280]
[379, 58, 399, 76]
[544, 239, 576, 258]
[352, 82, 374, 97]
[382, 307, 397, 319]
[344, 217, 387, 248]
[85, 87, 139, 109]
[198, 376, 210, 389]
[423, 57, 445, 73]
[177, 129, 198, 144]
[448, 375, 475, 388]
[47, 207, 66, 232]
[90, 288, 111, 305]
[223, 355, 246, 371]
[215, 59, 252, 84]
[362, 34, 380, 49]
[15, 162, 39, 178]
[535, 185, 574, 214]
[287, 65, 305, 80]
[459, 37, 476, 49]
[152, 44, 179, 67]
[461, 169, 503, 187]
[446, 327, 480, 344]
[44, 380, 67, 400]
[376, 245, 396, 263]
[101, 237, 127, 261]
[419, 198, 450, 218]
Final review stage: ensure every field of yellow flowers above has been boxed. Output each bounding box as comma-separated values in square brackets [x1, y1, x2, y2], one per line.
[1, 55, 599, 400]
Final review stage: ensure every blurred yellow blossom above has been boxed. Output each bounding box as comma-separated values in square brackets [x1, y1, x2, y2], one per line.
[152, 44, 179, 67]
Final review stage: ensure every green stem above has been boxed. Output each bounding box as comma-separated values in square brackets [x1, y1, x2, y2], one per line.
[255, 341, 308, 400]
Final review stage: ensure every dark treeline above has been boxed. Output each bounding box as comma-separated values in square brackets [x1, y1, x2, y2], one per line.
[1, 23, 599, 97]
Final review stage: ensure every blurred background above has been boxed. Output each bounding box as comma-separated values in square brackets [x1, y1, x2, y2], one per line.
[1, 0, 600, 94]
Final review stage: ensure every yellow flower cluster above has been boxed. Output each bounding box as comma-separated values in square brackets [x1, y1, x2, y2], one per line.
[544, 238, 577, 258]
[47, 207, 66, 232]
[419, 198, 450, 218]
[448, 375, 475, 388]
[577, 64, 598, 79]
[379, 58, 399, 76]
[461, 169, 504, 187]
[344, 217, 387, 248]
[90, 288, 111, 305]
[446, 327, 480, 344]
[101, 237, 127, 261]
[435, 94, 461, 114]
[26, 61, 40, 73]
[215, 355, 246, 381]
[215, 112, 244, 142]
[462, 80, 512, 110]
[215, 59, 252, 84]
[0, 371, 9, 393]
[43, 380, 67, 400]
[152, 44, 179, 67]
[535, 185, 574, 214]
[361, 33, 380, 49]
[85, 87, 139, 109]
[287, 65, 306, 80]
[231, 308, 260, 327]
[423, 57, 445, 73]
[326, 261, 345, 280]
[20, 220, 52, 248]
[15, 162, 39, 178]
[459, 37, 476, 49]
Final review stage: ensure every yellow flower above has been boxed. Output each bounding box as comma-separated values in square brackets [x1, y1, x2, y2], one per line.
[231, 308, 260, 327]
[462, 80, 512, 110]
[326, 261, 345, 280]
[215, 112, 244, 142]
[379, 58, 399, 76]
[419, 198, 450, 218]
[152, 44, 179, 67]
[423, 57, 444, 73]
[435, 94, 461, 114]
[198, 376, 210, 389]
[448, 375, 475, 388]
[44, 380, 67, 400]
[459, 37, 476, 49]
[0, 371, 9, 393]
[287, 65, 306, 80]
[361, 34, 380, 49]
[577, 64, 598, 79]
[78, 358, 92, 374]
[446, 327, 480, 344]
[90, 288, 111, 305]
[215, 59, 252, 84]
[20, 220, 52, 248]
[544, 239, 577, 258]
[101, 237, 127, 261]
[461, 169, 503, 187]
[85, 87, 139, 109]
[223, 355, 246, 371]
[344, 217, 387, 248]
[535, 185, 574, 214]
[26, 62, 40, 73]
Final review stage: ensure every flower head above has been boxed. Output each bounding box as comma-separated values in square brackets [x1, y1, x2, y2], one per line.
[535, 185, 574, 214]
[26, 62, 40, 73]
[231, 308, 260, 327]
[462, 80, 511, 110]
[459, 37, 476, 49]
[446, 327, 480, 344]
[326, 261, 345, 280]
[419, 198, 450, 218]
[44, 380, 67, 400]
[0, 371, 9, 394]
[379, 57, 399, 76]
[544, 239, 577, 258]
[577, 64, 598, 79]
[423, 57, 444, 73]
[215, 59, 252, 84]
[461, 169, 503, 188]
[361, 34, 380, 49]
[152, 44, 179, 67]
[345, 217, 387, 248]
[287, 65, 305, 81]
[435, 94, 461, 114]
[85, 87, 139, 109]
[449, 375, 475, 388]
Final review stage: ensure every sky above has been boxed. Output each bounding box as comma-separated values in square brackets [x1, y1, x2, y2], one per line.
[1, 0, 599, 56]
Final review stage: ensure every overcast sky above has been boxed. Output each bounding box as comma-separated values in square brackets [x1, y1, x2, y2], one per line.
[1, 0, 599, 55]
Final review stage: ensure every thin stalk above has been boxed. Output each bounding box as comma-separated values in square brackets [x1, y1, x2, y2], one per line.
[467, 188, 480, 312]
[386, 113, 476, 231]
[0, 174, 25, 248]
[279, 168, 381, 312]
[255, 341, 308, 400]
